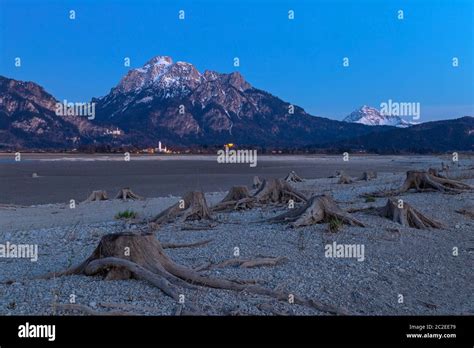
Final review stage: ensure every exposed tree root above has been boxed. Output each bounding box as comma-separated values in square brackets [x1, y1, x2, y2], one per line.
[40, 232, 349, 315]
[161, 239, 213, 249]
[180, 222, 218, 231]
[268, 194, 365, 228]
[115, 188, 144, 200]
[199, 256, 288, 270]
[211, 186, 254, 211]
[152, 191, 213, 224]
[83, 190, 108, 202]
[254, 178, 307, 204]
[366, 170, 472, 197]
[455, 207, 474, 219]
[373, 198, 443, 229]
[285, 171, 304, 182]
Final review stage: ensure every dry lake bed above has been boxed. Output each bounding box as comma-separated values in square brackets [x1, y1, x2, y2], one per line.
[0, 154, 473, 316]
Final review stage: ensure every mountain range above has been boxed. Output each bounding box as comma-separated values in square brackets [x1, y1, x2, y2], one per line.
[0, 55, 472, 152]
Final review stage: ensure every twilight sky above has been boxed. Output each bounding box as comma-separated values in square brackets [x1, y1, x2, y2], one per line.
[0, 0, 473, 121]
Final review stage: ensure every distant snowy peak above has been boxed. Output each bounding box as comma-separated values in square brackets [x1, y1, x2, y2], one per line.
[343, 105, 417, 128]
[113, 56, 202, 96]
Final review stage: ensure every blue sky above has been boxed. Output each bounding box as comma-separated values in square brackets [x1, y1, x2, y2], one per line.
[0, 0, 473, 121]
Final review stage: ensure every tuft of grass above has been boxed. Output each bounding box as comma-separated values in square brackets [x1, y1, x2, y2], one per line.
[328, 217, 343, 233]
[115, 209, 137, 220]
[365, 196, 376, 203]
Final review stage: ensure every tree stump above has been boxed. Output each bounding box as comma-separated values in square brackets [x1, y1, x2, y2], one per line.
[211, 186, 254, 211]
[253, 176, 263, 189]
[377, 198, 443, 229]
[367, 170, 472, 197]
[284, 171, 303, 182]
[399, 170, 471, 193]
[328, 170, 344, 178]
[153, 191, 213, 224]
[41, 231, 349, 315]
[268, 194, 365, 228]
[115, 188, 144, 201]
[357, 171, 377, 181]
[253, 178, 307, 204]
[83, 190, 108, 202]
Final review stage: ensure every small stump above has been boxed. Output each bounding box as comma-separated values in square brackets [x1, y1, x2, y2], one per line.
[84, 190, 108, 202]
[115, 188, 144, 201]
[357, 171, 377, 181]
[338, 174, 353, 184]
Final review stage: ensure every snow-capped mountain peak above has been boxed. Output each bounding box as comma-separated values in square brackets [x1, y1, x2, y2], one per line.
[145, 55, 173, 68]
[113, 56, 203, 95]
[343, 105, 417, 127]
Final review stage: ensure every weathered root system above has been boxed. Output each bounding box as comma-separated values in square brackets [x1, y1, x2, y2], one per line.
[115, 188, 144, 200]
[41, 231, 349, 315]
[367, 170, 472, 197]
[211, 186, 254, 211]
[268, 194, 365, 228]
[254, 178, 307, 204]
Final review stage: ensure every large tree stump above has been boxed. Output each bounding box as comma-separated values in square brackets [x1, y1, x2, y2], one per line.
[153, 191, 213, 224]
[211, 186, 254, 211]
[83, 190, 108, 202]
[284, 171, 304, 182]
[41, 231, 349, 315]
[376, 198, 443, 229]
[115, 188, 144, 201]
[268, 194, 365, 228]
[253, 178, 307, 204]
